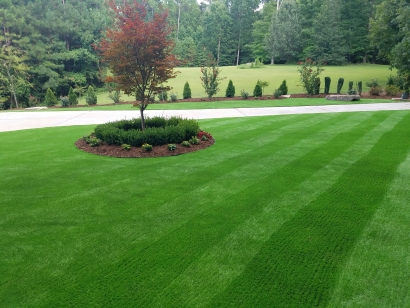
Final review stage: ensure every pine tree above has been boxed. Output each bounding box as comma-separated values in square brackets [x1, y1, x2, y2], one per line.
[85, 86, 97, 105]
[44, 88, 58, 107]
[278, 80, 288, 95]
[225, 79, 235, 97]
[68, 87, 78, 105]
[183, 82, 192, 99]
[253, 84, 262, 97]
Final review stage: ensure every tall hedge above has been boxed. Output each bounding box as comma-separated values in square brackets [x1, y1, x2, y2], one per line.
[337, 78, 344, 94]
[324, 77, 331, 94]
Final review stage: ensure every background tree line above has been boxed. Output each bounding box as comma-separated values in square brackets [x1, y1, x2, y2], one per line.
[1, 0, 408, 108]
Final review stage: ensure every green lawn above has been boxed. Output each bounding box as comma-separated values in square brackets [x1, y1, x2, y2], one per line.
[1, 110, 410, 307]
[77, 64, 395, 105]
[47, 97, 392, 111]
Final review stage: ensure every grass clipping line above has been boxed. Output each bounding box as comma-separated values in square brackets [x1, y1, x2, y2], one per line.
[75, 137, 215, 158]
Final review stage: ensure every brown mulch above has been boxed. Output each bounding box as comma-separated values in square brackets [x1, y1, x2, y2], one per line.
[75, 137, 215, 158]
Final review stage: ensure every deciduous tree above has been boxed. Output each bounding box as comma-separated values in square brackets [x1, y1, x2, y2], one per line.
[97, 0, 178, 130]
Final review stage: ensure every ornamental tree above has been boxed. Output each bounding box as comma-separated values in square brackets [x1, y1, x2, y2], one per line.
[200, 56, 225, 98]
[96, 0, 178, 130]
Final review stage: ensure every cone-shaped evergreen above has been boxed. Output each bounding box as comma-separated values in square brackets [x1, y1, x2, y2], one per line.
[44, 88, 58, 107]
[278, 80, 288, 95]
[86, 86, 97, 105]
[183, 82, 191, 99]
[68, 87, 78, 105]
[253, 84, 262, 97]
[225, 79, 235, 97]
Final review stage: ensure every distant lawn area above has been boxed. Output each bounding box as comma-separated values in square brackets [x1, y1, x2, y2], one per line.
[1, 110, 410, 307]
[78, 64, 395, 104]
[53, 97, 393, 111]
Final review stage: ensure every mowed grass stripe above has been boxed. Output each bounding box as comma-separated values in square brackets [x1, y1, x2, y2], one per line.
[0, 114, 351, 306]
[328, 150, 410, 307]
[210, 111, 410, 308]
[43, 113, 388, 307]
[152, 112, 405, 307]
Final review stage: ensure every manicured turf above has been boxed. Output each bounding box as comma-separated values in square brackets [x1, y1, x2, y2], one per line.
[1, 110, 410, 307]
[43, 98, 392, 111]
[77, 64, 394, 104]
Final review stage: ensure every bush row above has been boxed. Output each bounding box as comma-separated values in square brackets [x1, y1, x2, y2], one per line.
[94, 117, 200, 147]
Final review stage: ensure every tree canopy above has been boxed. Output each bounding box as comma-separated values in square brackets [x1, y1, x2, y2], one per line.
[97, 0, 178, 130]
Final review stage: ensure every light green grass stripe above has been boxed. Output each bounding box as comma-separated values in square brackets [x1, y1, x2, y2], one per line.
[153, 112, 405, 307]
[328, 150, 410, 308]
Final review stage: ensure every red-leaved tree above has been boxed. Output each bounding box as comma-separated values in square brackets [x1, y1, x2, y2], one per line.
[96, 0, 178, 130]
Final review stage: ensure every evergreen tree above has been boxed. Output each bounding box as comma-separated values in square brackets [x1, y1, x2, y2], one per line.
[85, 86, 97, 105]
[278, 79, 288, 95]
[44, 88, 58, 106]
[266, 0, 302, 63]
[183, 82, 192, 99]
[226, 79, 235, 97]
[68, 87, 78, 105]
[307, 0, 347, 64]
[253, 83, 262, 97]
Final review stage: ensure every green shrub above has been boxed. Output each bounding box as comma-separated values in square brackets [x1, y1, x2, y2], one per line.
[314, 78, 320, 95]
[94, 117, 200, 147]
[324, 77, 331, 94]
[384, 85, 401, 96]
[257, 80, 269, 94]
[44, 88, 58, 107]
[273, 89, 282, 98]
[167, 144, 177, 151]
[225, 79, 235, 97]
[241, 90, 249, 99]
[201, 135, 208, 141]
[170, 93, 177, 102]
[158, 91, 168, 101]
[85, 86, 97, 105]
[122, 144, 131, 151]
[348, 81, 353, 93]
[357, 81, 363, 95]
[278, 80, 288, 95]
[369, 86, 382, 96]
[189, 136, 200, 145]
[83, 134, 101, 147]
[60, 96, 70, 107]
[108, 90, 122, 104]
[253, 84, 262, 97]
[366, 79, 380, 88]
[142, 143, 152, 152]
[337, 78, 344, 94]
[181, 141, 191, 147]
[68, 87, 78, 105]
[183, 82, 191, 99]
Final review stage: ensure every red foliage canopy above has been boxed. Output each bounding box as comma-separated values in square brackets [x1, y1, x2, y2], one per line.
[96, 0, 178, 128]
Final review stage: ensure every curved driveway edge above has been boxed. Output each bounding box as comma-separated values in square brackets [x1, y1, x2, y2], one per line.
[1, 102, 410, 132]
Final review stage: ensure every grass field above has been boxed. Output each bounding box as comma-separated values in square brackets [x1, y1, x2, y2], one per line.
[78, 64, 395, 104]
[52, 98, 391, 112]
[1, 110, 410, 307]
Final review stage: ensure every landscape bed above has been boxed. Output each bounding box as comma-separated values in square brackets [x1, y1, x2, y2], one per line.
[1, 110, 410, 307]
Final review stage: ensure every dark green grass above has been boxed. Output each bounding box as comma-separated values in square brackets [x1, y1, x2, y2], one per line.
[1, 111, 410, 307]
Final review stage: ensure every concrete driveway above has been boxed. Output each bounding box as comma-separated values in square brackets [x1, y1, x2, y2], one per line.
[1, 102, 410, 132]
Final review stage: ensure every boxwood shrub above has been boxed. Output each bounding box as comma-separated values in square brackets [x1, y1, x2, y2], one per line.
[94, 116, 200, 147]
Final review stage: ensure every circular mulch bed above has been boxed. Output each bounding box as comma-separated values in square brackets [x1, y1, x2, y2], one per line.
[75, 137, 215, 158]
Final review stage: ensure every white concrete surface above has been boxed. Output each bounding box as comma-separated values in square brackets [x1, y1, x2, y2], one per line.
[1, 102, 410, 132]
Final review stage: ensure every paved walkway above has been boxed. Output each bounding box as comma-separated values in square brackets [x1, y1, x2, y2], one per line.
[1, 102, 410, 132]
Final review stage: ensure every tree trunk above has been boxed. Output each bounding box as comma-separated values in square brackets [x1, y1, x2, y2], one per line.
[236, 29, 241, 66]
[140, 106, 145, 130]
[176, 2, 181, 40]
[271, 56, 274, 64]
[5, 64, 19, 109]
[217, 37, 221, 66]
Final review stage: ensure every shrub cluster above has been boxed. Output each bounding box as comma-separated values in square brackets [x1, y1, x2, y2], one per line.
[94, 116, 200, 147]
